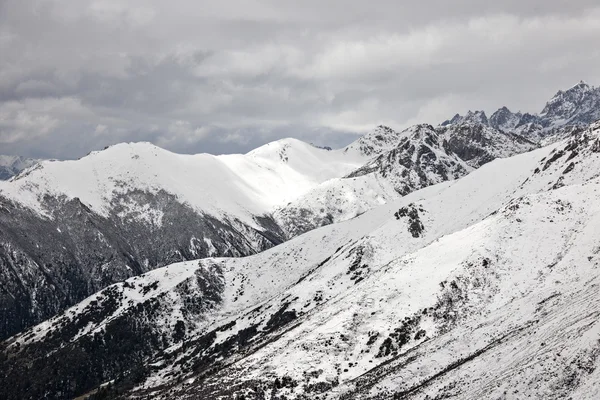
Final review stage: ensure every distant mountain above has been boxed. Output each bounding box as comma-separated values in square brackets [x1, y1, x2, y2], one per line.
[347, 124, 472, 194]
[489, 106, 522, 131]
[540, 80, 600, 126]
[441, 110, 489, 126]
[0, 155, 40, 180]
[442, 81, 600, 142]
[438, 120, 537, 168]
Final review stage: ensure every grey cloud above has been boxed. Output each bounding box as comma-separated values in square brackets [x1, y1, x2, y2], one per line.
[1, 0, 600, 159]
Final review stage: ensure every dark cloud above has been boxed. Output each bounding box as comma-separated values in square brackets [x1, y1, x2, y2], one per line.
[1, 0, 600, 159]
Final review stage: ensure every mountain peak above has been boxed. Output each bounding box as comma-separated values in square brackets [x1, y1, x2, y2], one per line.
[343, 125, 404, 158]
[489, 106, 522, 131]
[573, 79, 590, 89]
[540, 81, 600, 126]
[441, 110, 488, 126]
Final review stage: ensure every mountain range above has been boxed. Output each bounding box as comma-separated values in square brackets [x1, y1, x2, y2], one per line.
[1, 81, 600, 399]
[442, 81, 600, 141]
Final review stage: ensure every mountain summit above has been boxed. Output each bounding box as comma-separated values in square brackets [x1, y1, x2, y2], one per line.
[540, 80, 600, 126]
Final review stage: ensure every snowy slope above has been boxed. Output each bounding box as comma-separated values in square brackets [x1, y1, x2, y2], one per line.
[7, 123, 600, 399]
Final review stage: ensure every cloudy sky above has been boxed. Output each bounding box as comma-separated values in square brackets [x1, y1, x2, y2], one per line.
[1, 0, 600, 159]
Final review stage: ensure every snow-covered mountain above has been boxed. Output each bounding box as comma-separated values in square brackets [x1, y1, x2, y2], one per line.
[443, 81, 600, 143]
[0, 155, 40, 180]
[343, 125, 410, 158]
[4, 121, 600, 400]
[347, 124, 472, 195]
[274, 122, 536, 238]
[273, 124, 470, 238]
[1, 81, 600, 400]
[489, 106, 522, 131]
[0, 140, 367, 340]
[540, 80, 600, 127]
[9, 81, 591, 342]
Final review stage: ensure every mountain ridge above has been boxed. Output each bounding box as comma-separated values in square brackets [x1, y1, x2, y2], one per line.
[441, 81, 600, 141]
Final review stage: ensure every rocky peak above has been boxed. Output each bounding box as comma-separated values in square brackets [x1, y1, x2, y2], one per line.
[347, 123, 471, 195]
[464, 110, 489, 125]
[441, 111, 488, 126]
[438, 122, 537, 168]
[489, 106, 522, 131]
[540, 81, 600, 126]
[441, 113, 463, 126]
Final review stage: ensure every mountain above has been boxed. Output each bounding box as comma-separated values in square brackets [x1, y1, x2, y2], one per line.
[489, 106, 522, 131]
[2, 81, 600, 400]
[273, 124, 470, 238]
[443, 81, 600, 143]
[540, 80, 600, 127]
[341, 125, 409, 158]
[0, 155, 40, 180]
[4, 121, 600, 399]
[9, 80, 590, 341]
[346, 124, 472, 194]
[437, 120, 537, 168]
[441, 110, 489, 126]
[273, 122, 535, 238]
[0, 140, 367, 340]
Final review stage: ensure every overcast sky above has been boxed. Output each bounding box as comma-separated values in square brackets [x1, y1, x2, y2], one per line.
[1, 1, 600, 159]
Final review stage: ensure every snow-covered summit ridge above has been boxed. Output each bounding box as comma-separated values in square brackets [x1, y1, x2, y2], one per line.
[0, 139, 366, 224]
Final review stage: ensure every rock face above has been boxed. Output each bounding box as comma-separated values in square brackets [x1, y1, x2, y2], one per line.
[0, 155, 39, 180]
[347, 124, 472, 195]
[438, 121, 538, 168]
[343, 125, 409, 157]
[4, 122, 600, 400]
[441, 110, 489, 126]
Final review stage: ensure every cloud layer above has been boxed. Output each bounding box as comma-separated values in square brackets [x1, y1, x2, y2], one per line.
[1, 0, 600, 158]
